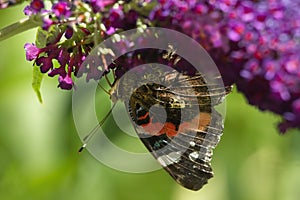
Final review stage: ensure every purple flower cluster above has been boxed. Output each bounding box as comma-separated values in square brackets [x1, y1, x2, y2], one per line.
[22, 0, 300, 132]
[149, 0, 300, 133]
[24, 0, 141, 89]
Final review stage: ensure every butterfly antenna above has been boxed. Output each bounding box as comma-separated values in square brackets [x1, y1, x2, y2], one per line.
[105, 73, 113, 88]
[112, 68, 116, 79]
[79, 64, 117, 153]
[78, 102, 117, 153]
[96, 68, 117, 95]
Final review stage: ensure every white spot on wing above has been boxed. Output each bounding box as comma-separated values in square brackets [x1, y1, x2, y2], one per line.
[157, 151, 182, 167]
[189, 151, 199, 161]
[189, 141, 196, 147]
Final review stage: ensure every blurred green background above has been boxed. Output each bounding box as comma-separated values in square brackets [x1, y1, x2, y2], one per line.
[1, 5, 300, 200]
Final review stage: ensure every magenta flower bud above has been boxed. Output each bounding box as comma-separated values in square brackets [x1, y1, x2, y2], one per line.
[58, 74, 73, 90]
[52, 1, 71, 18]
[36, 57, 53, 73]
[65, 26, 73, 39]
[23, 0, 44, 15]
[24, 43, 40, 61]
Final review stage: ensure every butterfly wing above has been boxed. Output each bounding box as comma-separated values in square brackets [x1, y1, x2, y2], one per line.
[124, 71, 229, 190]
[136, 108, 223, 190]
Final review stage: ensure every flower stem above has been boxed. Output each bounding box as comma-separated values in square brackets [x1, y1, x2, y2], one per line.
[0, 16, 42, 42]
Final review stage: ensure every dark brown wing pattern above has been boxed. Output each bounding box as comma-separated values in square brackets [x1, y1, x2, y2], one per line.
[114, 69, 230, 191]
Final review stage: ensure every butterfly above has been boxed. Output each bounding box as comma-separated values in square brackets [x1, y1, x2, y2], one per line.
[79, 41, 231, 190]
[79, 62, 231, 191]
[117, 66, 230, 190]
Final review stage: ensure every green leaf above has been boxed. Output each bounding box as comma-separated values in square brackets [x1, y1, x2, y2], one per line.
[32, 65, 44, 103]
[35, 27, 48, 48]
[46, 25, 62, 44]
[35, 25, 63, 48]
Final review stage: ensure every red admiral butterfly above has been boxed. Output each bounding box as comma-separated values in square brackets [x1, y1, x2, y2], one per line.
[112, 66, 230, 190]
[79, 63, 231, 191]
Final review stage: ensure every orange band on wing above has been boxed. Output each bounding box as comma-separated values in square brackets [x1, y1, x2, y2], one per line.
[138, 112, 149, 121]
[141, 118, 178, 137]
[159, 122, 177, 136]
[140, 112, 211, 137]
